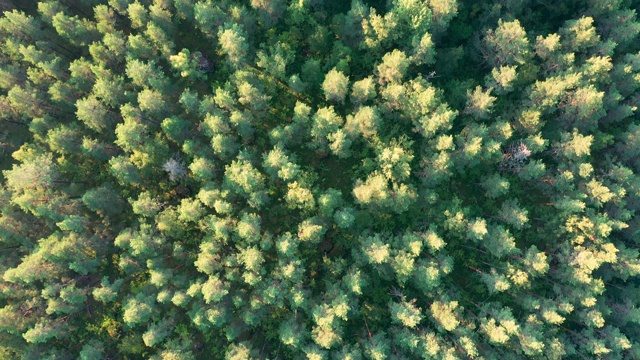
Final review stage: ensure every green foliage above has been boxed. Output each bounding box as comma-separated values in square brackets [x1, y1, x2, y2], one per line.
[218, 23, 248, 66]
[75, 96, 113, 133]
[430, 300, 459, 332]
[123, 293, 156, 327]
[390, 299, 423, 328]
[79, 341, 104, 360]
[92, 277, 123, 303]
[0, 1, 639, 359]
[224, 157, 268, 208]
[464, 85, 496, 119]
[484, 19, 531, 67]
[82, 184, 123, 217]
[350, 76, 377, 105]
[322, 67, 349, 103]
[170, 48, 206, 81]
[377, 49, 410, 85]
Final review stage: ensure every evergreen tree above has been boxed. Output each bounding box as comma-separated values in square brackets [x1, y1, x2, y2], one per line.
[0, 1, 639, 358]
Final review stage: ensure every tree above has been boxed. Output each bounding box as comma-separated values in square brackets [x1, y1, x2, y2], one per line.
[80, 341, 105, 360]
[286, 181, 315, 211]
[126, 58, 169, 90]
[556, 129, 594, 160]
[262, 146, 300, 181]
[411, 32, 436, 65]
[353, 172, 416, 213]
[498, 199, 529, 230]
[177, 198, 204, 223]
[362, 8, 399, 49]
[189, 156, 216, 182]
[236, 82, 270, 115]
[137, 88, 167, 117]
[128, 1, 149, 29]
[201, 275, 228, 304]
[51, 11, 100, 47]
[142, 318, 173, 347]
[94, 4, 116, 34]
[353, 172, 388, 207]
[161, 116, 190, 145]
[430, 300, 459, 332]
[483, 19, 531, 67]
[251, 0, 286, 27]
[126, 33, 155, 60]
[464, 85, 496, 119]
[298, 217, 326, 243]
[256, 41, 293, 81]
[559, 17, 599, 52]
[426, 0, 458, 34]
[46, 124, 81, 155]
[1, 0, 640, 358]
[22, 320, 66, 344]
[174, 0, 195, 20]
[109, 155, 142, 185]
[123, 293, 156, 326]
[334, 207, 356, 229]
[115, 115, 148, 152]
[75, 96, 114, 133]
[223, 157, 268, 208]
[481, 173, 510, 198]
[194, 0, 225, 35]
[327, 129, 352, 158]
[4, 154, 57, 193]
[236, 212, 261, 243]
[7, 84, 46, 118]
[218, 24, 248, 66]
[93, 276, 123, 303]
[322, 68, 349, 103]
[350, 76, 377, 105]
[346, 105, 380, 138]
[169, 48, 206, 81]
[310, 106, 344, 152]
[363, 332, 390, 360]
[144, 21, 175, 59]
[82, 184, 124, 217]
[560, 85, 605, 131]
[377, 142, 414, 182]
[92, 68, 129, 107]
[377, 49, 409, 85]
[0, 10, 43, 43]
[487, 65, 518, 94]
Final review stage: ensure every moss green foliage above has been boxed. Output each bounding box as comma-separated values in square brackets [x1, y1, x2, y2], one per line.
[1, 0, 640, 358]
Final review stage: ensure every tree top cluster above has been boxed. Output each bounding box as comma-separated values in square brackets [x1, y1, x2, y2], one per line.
[0, 0, 640, 359]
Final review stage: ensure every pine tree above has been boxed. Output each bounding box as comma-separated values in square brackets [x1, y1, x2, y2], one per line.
[1, 1, 639, 358]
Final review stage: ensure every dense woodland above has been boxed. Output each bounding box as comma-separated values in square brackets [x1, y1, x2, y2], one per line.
[0, 0, 640, 358]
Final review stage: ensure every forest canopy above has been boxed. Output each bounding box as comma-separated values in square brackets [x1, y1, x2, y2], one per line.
[1, 0, 640, 358]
